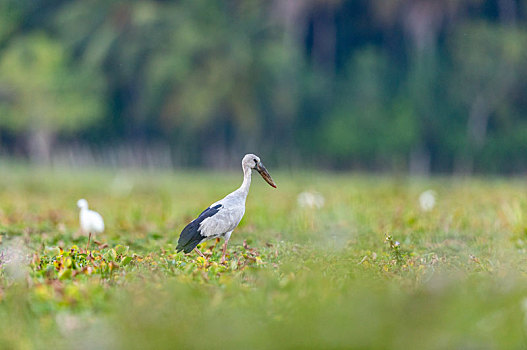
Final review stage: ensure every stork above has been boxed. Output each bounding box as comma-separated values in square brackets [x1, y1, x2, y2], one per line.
[176, 154, 276, 263]
[77, 199, 105, 251]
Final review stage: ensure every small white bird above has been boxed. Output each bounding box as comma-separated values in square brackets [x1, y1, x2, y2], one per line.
[77, 199, 105, 251]
[176, 154, 276, 263]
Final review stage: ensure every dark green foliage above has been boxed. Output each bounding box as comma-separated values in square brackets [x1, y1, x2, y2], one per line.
[0, 0, 526, 173]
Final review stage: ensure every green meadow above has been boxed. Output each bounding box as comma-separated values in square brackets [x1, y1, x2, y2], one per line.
[0, 166, 526, 349]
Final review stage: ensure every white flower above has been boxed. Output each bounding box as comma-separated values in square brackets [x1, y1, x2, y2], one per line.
[419, 190, 436, 212]
[394, 241, 400, 247]
[56, 312, 82, 336]
[0, 237, 30, 281]
[297, 191, 325, 209]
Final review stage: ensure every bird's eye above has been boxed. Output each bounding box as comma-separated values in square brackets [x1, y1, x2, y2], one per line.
[253, 159, 258, 164]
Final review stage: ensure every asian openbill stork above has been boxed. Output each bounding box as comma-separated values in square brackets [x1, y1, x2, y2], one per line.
[176, 154, 276, 263]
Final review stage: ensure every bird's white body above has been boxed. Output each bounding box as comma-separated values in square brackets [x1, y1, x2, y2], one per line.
[177, 154, 276, 262]
[198, 164, 252, 242]
[77, 199, 105, 235]
[79, 209, 105, 234]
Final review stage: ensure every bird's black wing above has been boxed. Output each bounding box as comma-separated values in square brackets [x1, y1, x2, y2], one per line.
[176, 204, 222, 253]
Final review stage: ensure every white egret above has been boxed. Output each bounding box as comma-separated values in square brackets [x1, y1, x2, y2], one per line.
[77, 199, 105, 251]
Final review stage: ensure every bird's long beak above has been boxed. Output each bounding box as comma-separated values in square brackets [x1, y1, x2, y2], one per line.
[256, 162, 277, 188]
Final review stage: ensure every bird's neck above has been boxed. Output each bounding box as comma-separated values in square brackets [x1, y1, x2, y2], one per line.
[238, 165, 252, 196]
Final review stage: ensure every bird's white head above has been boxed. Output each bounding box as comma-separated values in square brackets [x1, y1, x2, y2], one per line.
[242, 154, 260, 169]
[242, 153, 277, 188]
[77, 199, 89, 210]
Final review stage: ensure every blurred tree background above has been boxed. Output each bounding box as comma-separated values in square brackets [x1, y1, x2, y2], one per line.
[0, 0, 526, 174]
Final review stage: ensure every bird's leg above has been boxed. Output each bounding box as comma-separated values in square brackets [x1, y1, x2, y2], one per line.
[220, 232, 232, 264]
[86, 232, 92, 252]
[220, 242, 229, 264]
[194, 247, 206, 259]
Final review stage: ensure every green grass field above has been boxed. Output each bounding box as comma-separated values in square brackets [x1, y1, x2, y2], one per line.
[0, 165, 526, 349]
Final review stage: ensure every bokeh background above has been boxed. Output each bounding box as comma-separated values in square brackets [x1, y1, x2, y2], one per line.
[0, 0, 526, 174]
